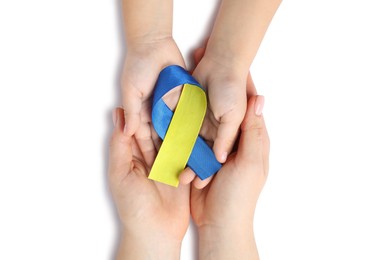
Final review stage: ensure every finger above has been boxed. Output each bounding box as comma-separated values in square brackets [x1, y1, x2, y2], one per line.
[199, 110, 218, 143]
[213, 112, 244, 163]
[122, 86, 143, 136]
[246, 73, 257, 98]
[151, 125, 162, 151]
[162, 86, 182, 111]
[236, 95, 269, 164]
[179, 167, 197, 185]
[130, 136, 142, 159]
[193, 176, 213, 189]
[193, 47, 206, 67]
[134, 121, 156, 168]
[109, 108, 133, 180]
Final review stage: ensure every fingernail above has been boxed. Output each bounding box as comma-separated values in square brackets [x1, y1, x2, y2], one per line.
[221, 152, 227, 162]
[255, 95, 265, 116]
[112, 109, 117, 126]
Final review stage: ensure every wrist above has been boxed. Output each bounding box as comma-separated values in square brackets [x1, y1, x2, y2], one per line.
[203, 41, 251, 75]
[198, 224, 259, 260]
[126, 35, 174, 50]
[122, 0, 173, 46]
[117, 229, 182, 260]
[200, 51, 249, 81]
[125, 37, 184, 68]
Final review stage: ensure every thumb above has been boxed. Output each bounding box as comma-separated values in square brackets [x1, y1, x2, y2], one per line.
[108, 108, 133, 181]
[236, 95, 270, 165]
[213, 110, 244, 163]
[122, 86, 142, 136]
[192, 47, 205, 69]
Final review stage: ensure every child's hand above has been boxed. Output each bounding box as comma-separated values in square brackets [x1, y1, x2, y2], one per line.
[180, 46, 257, 188]
[121, 38, 185, 168]
[190, 95, 269, 259]
[193, 52, 248, 163]
[109, 108, 190, 259]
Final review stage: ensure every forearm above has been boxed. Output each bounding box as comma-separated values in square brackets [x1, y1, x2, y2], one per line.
[116, 231, 181, 260]
[205, 0, 282, 73]
[122, 0, 173, 44]
[198, 225, 259, 260]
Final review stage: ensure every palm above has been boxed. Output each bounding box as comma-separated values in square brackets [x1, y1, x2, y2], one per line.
[112, 134, 190, 241]
[190, 153, 241, 227]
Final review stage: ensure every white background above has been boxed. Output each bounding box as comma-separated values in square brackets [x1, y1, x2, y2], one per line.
[1, 0, 389, 259]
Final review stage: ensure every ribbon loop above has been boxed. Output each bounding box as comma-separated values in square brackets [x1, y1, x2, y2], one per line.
[148, 65, 221, 187]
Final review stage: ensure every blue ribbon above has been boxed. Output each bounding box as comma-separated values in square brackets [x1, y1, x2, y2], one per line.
[152, 65, 221, 180]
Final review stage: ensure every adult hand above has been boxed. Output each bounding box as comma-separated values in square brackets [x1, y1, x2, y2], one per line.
[190, 94, 270, 259]
[109, 108, 190, 259]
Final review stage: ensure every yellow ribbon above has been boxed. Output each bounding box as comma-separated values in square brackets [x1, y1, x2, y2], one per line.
[148, 84, 207, 187]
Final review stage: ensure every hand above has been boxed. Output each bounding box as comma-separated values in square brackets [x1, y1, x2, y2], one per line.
[109, 108, 190, 259]
[180, 45, 257, 188]
[121, 38, 185, 168]
[193, 48, 248, 163]
[190, 94, 270, 259]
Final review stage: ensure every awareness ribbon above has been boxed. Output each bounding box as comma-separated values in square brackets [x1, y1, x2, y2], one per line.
[148, 65, 221, 187]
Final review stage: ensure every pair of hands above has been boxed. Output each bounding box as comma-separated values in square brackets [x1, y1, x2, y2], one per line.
[109, 40, 270, 259]
[121, 38, 251, 188]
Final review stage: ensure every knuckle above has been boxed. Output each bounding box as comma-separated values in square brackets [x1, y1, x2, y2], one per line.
[241, 115, 265, 132]
[242, 121, 263, 133]
[121, 84, 143, 100]
[110, 132, 130, 149]
[252, 127, 264, 140]
[209, 95, 245, 123]
[215, 135, 235, 149]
